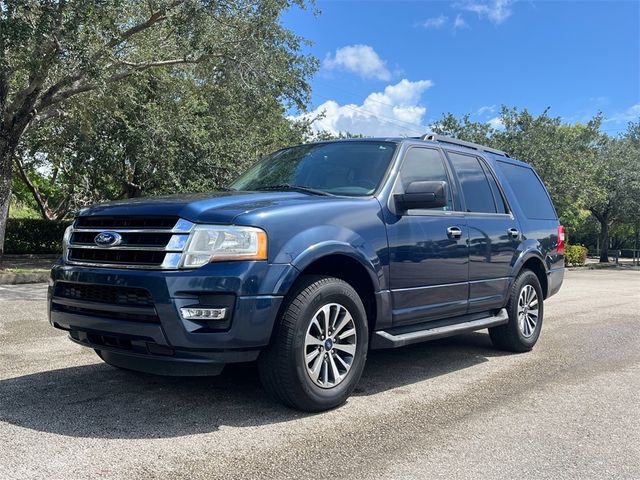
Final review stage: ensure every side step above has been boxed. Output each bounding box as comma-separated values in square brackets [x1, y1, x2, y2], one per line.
[371, 309, 509, 349]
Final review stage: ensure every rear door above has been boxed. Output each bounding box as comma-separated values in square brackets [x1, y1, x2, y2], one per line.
[445, 150, 522, 313]
[385, 146, 469, 326]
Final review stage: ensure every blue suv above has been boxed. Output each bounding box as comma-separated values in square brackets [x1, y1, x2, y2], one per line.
[49, 134, 565, 411]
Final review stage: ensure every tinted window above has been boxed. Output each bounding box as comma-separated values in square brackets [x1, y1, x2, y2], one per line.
[399, 148, 452, 210]
[497, 161, 557, 219]
[481, 162, 508, 214]
[448, 152, 497, 213]
[231, 141, 396, 197]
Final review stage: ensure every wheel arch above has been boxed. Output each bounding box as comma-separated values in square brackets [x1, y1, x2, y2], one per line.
[292, 252, 380, 335]
[513, 252, 549, 299]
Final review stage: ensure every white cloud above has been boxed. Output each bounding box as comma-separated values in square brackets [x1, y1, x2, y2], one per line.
[295, 79, 434, 137]
[603, 103, 640, 124]
[455, 0, 513, 24]
[488, 116, 505, 129]
[423, 14, 448, 29]
[477, 105, 497, 116]
[453, 14, 469, 29]
[323, 45, 391, 81]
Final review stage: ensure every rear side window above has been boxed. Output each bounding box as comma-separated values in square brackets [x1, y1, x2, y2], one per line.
[447, 151, 497, 213]
[497, 161, 557, 220]
[480, 162, 508, 214]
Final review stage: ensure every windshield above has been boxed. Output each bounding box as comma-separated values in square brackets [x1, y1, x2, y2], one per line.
[230, 141, 397, 197]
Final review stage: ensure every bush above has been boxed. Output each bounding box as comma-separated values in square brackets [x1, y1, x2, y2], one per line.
[4, 219, 71, 254]
[564, 244, 588, 266]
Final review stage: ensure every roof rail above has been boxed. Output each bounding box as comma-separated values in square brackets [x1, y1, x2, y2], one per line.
[420, 133, 510, 158]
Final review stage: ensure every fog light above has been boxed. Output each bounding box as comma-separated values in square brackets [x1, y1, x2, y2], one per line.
[180, 307, 228, 320]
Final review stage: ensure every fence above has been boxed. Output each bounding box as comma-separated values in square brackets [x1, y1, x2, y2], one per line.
[588, 248, 640, 266]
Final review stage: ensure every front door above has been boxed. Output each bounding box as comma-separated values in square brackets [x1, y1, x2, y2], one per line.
[385, 147, 469, 326]
[445, 150, 522, 312]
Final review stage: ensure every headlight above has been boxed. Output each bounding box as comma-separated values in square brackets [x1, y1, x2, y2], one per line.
[62, 225, 73, 259]
[182, 225, 267, 268]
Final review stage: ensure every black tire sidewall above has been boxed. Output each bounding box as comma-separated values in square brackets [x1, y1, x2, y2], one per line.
[286, 278, 368, 408]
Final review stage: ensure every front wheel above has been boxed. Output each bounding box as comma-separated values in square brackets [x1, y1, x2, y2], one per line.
[258, 275, 369, 412]
[489, 269, 544, 352]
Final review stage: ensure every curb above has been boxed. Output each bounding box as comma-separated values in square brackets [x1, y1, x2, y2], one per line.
[0, 272, 50, 285]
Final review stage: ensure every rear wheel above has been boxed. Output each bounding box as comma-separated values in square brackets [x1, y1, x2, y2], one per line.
[489, 269, 544, 352]
[258, 275, 368, 412]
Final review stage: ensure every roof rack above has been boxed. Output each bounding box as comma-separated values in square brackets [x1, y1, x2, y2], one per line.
[420, 133, 510, 158]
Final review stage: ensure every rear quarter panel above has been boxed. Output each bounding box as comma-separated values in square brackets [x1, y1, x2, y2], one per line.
[486, 154, 564, 297]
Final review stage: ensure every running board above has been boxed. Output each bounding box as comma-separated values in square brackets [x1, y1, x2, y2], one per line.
[371, 308, 508, 349]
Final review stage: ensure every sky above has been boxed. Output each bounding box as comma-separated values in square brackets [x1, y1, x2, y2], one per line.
[283, 0, 640, 137]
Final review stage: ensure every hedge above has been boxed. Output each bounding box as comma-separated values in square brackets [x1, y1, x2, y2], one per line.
[4, 218, 71, 254]
[564, 244, 588, 267]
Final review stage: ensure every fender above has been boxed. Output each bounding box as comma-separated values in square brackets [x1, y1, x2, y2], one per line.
[272, 224, 386, 294]
[508, 241, 548, 295]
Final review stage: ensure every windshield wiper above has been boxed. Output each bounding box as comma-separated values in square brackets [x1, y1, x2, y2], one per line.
[256, 184, 333, 196]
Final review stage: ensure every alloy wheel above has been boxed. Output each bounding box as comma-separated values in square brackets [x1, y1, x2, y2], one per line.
[304, 303, 357, 388]
[517, 284, 539, 338]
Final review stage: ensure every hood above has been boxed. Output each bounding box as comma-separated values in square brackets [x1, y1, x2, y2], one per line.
[77, 191, 336, 224]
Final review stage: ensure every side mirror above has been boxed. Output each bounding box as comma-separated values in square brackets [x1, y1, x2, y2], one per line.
[395, 180, 447, 211]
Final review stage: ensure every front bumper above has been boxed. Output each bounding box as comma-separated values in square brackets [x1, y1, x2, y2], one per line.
[49, 260, 299, 374]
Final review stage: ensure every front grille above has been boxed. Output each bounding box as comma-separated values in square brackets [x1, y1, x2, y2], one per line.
[71, 231, 173, 246]
[65, 216, 193, 269]
[52, 282, 159, 323]
[54, 282, 153, 306]
[69, 248, 167, 265]
[75, 216, 178, 229]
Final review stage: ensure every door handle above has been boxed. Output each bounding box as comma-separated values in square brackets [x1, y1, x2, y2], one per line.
[447, 226, 462, 239]
[508, 228, 520, 239]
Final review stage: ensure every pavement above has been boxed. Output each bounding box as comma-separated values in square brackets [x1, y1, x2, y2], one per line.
[0, 269, 639, 480]
[0, 255, 57, 285]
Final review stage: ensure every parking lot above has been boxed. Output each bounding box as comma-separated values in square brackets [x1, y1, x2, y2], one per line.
[1, 269, 639, 480]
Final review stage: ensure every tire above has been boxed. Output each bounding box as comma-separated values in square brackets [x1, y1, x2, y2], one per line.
[489, 269, 544, 352]
[258, 275, 369, 412]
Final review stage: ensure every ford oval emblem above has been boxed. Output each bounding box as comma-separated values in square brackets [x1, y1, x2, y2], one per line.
[94, 231, 122, 248]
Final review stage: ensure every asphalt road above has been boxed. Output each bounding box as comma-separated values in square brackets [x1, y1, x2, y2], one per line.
[1, 269, 639, 480]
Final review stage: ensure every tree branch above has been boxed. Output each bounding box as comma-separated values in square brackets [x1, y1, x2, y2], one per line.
[13, 156, 55, 220]
[38, 55, 215, 112]
[32, 109, 66, 125]
[106, 0, 186, 50]
[36, 0, 187, 112]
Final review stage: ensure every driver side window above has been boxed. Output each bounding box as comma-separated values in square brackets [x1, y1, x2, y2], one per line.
[399, 148, 452, 210]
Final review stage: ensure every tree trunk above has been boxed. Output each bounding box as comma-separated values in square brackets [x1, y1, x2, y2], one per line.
[598, 218, 610, 263]
[0, 137, 13, 259]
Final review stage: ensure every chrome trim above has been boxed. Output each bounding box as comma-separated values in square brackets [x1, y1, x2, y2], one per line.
[73, 228, 192, 234]
[166, 234, 189, 250]
[161, 253, 183, 269]
[64, 260, 187, 270]
[173, 218, 196, 233]
[68, 244, 185, 252]
[65, 219, 195, 270]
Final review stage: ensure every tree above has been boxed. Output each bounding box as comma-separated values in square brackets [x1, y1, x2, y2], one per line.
[584, 121, 640, 262]
[0, 0, 315, 254]
[432, 107, 603, 235]
[14, 68, 314, 216]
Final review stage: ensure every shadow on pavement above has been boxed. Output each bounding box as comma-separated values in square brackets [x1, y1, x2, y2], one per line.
[0, 332, 507, 439]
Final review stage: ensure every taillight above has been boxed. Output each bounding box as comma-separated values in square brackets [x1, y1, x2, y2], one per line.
[557, 225, 565, 255]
